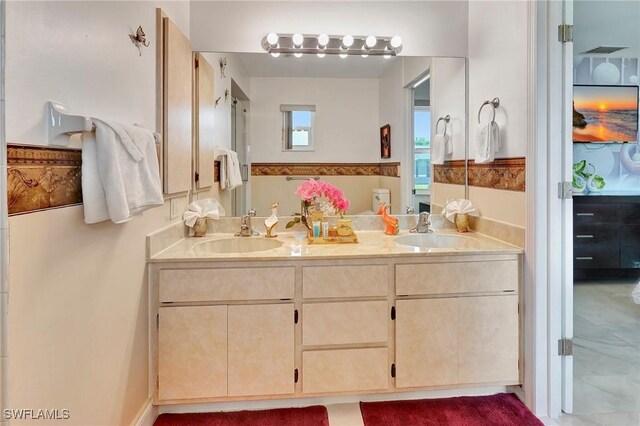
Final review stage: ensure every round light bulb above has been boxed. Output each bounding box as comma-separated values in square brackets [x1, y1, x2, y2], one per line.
[292, 33, 304, 47]
[342, 35, 354, 48]
[271, 52, 280, 58]
[339, 52, 348, 59]
[361, 46, 369, 58]
[294, 52, 303, 58]
[361, 53, 369, 58]
[266, 32, 279, 46]
[317, 52, 326, 58]
[390, 35, 402, 49]
[383, 54, 391, 59]
[317, 33, 329, 47]
[365, 35, 377, 48]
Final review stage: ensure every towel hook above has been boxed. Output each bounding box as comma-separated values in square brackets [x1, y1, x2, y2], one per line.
[436, 115, 450, 135]
[477, 97, 500, 124]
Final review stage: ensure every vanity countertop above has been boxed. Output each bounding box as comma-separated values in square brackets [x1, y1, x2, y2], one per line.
[149, 229, 523, 263]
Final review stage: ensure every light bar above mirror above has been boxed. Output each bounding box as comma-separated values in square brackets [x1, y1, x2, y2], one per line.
[262, 33, 402, 58]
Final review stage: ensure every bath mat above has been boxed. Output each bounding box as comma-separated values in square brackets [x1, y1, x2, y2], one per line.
[154, 405, 329, 426]
[360, 393, 543, 426]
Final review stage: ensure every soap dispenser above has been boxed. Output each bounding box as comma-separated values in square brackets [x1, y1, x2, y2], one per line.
[265, 203, 279, 238]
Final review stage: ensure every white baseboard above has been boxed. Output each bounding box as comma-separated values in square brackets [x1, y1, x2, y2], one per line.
[159, 386, 507, 415]
[132, 397, 158, 426]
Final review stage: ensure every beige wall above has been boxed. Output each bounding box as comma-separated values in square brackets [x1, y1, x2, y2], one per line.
[6, 2, 190, 425]
[468, 187, 526, 228]
[431, 183, 466, 214]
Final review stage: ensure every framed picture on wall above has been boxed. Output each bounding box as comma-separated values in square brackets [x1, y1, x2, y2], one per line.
[380, 124, 391, 159]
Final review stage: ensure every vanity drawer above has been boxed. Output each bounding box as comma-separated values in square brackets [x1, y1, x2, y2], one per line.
[302, 348, 388, 394]
[573, 225, 619, 249]
[573, 252, 619, 269]
[302, 301, 388, 346]
[302, 265, 388, 299]
[619, 204, 640, 224]
[574, 203, 619, 225]
[395, 261, 518, 296]
[159, 267, 295, 303]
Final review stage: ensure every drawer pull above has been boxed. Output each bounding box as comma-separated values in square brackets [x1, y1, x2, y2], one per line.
[576, 235, 594, 239]
[576, 256, 594, 260]
[576, 213, 594, 216]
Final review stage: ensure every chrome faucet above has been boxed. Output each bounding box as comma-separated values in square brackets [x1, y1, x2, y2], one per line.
[235, 210, 259, 237]
[410, 212, 432, 233]
[405, 206, 416, 214]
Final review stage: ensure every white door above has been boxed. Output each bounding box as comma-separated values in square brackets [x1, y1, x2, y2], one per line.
[561, 0, 575, 414]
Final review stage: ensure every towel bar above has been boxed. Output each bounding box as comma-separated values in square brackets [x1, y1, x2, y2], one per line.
[285, 176, 320, 181]
[477, 98, 500, 124]
[45, 101, 161, 146]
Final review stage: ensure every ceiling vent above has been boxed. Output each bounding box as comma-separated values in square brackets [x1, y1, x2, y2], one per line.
[583, 46, 628, 55]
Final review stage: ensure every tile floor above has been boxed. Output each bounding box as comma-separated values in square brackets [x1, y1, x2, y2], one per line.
[324, 282, 640, 426]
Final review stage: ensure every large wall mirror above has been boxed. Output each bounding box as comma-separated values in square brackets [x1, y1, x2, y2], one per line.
[193, 51, 468, 217]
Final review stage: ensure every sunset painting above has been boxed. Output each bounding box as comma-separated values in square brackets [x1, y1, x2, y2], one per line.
[573, 85, 639, 143]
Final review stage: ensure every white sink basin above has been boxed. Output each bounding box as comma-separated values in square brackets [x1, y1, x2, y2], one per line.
[193, 238, 283, 254]
[395, 233, 473, 249]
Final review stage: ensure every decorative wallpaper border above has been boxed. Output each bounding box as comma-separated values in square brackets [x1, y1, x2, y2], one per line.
[7, 144, 83, 215]
[251, 162, 401, 178]
[433, 160, 466, 186]
[434, 157, 526, 192]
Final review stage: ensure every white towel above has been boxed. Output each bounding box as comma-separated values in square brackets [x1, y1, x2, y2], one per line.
[183, 198, 226, 227]
[81, 120, 163, 224]
[215, 147, 243, 190]
[431, 133, 452, 165]
[474, 121, 501, 164]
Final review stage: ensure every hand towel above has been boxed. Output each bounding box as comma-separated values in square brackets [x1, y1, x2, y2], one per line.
[81, 131, 109, 223]
[474, 121, 501, 164]
[183, 198, 226, 227]
[81, 119, 164, 224]
[431, 133, 452, 165]
[215, 147, 243, 190]
[444, 199, 479, 223]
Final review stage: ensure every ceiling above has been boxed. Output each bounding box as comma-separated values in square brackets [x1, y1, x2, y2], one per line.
[234, 52, 400, 79]
[574, 0, 640, 58]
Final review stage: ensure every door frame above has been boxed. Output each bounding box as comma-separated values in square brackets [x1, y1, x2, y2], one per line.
[529, 0, 574, 418]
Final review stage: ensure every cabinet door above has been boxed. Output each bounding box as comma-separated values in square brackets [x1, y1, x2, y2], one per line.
[228, 304, 295, 396]
[158, 306, 227, 400]
[194, 53, 215, 189]
[395, 299, 458, 388]
[163, 16, 192, 194]
[458, 295, 519, 384]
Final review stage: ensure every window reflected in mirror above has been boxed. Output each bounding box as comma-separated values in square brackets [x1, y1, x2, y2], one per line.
[282, 105, 316, 151]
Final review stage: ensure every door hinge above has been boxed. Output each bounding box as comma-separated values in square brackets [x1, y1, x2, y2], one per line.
[391, 363, 396, 378]
[391, 306, 396, 320]
[558, 24, 573, 43]
[156, 313, 159, 329]
[558, 338, 573, 356]
[294, 309, 299, 324]
[294, 368, 299, 383]
[558, 181, 573, 200]
[194, 55, 199, 68]
[194, 172, 200, 183]
[156, 374, 159, 391]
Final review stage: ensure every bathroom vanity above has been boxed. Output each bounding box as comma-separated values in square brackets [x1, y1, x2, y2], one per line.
[148, 229, 523, 405]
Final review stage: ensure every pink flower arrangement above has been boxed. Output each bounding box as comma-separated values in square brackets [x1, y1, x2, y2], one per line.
[295, 179, 351, 215]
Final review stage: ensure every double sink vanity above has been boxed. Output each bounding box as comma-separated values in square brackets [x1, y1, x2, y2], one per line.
[148, 217, 523, 405]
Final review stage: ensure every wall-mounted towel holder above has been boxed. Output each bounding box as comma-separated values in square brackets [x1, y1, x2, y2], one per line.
[45, 101, 161, 147]
[436, 115, 450, 134]
[46, 101, 94, 146]
[477, 97, 500, 123]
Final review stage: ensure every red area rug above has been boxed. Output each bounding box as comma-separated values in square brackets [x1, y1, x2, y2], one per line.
[360, 393, 543, 426]
[154, 405, 329, 426]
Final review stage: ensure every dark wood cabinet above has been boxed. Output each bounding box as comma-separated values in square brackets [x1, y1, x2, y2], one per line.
[574, 195, 640, 279]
